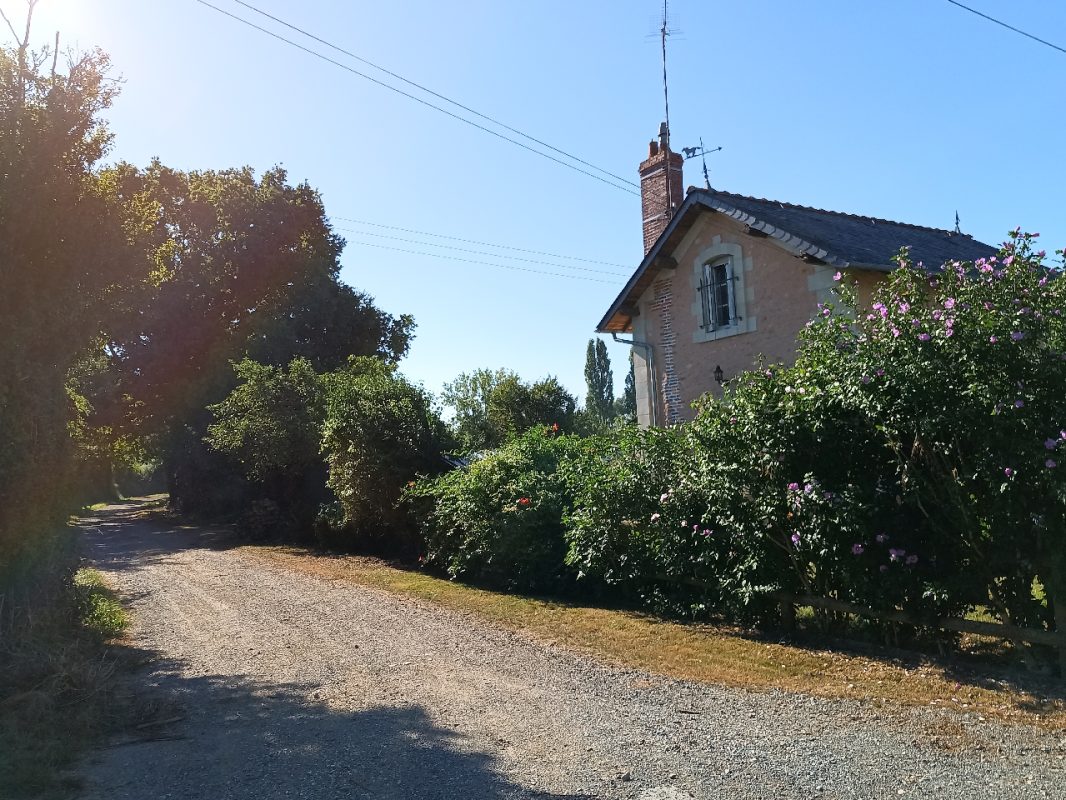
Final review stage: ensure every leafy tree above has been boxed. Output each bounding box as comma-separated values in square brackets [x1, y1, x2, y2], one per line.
[207, 359, 325, 483]
[442, 368, 517, 452]
[321, 358, 449, 552]
[583, 338, 614, 421]
[91, 161, 413, 512]
[487, 375, 576, 442]
[0, 19, 143, 580]
[615, 356, 637, 422]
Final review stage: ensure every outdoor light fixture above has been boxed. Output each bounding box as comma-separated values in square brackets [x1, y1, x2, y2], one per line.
[714, 365, 724, 385]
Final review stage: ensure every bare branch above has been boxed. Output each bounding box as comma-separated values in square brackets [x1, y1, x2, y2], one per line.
[0, 7, 21, 43]
[21, 0, 35, 51]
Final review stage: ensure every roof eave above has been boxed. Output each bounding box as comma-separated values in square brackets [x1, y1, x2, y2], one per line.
[595, 191, 709, 333]
[595, 192, 900, 333]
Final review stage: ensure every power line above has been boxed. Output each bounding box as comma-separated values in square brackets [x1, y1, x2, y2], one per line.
[229, 0, 640, 190]
[331, 216, 632, 270]
[945, 0, 1066, 56]
[334, 227, 630, 277]
[346, 239, 622, 285]
[191, 0, 640, 196]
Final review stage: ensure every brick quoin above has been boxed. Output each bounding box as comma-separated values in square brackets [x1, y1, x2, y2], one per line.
[653, 279, 682, 423]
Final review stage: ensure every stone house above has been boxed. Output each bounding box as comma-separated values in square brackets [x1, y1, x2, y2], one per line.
[597, 126, 999, 426]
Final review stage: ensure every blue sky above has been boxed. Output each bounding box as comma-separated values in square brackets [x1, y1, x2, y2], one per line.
[13, 0, 1066, 404]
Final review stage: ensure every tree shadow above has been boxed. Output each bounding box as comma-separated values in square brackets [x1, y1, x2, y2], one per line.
[83, 646, 595, 800]
[79, 498, 242, 574]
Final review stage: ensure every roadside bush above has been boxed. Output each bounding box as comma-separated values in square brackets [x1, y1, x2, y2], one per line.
[561, 233, 1066, 641]
[785, 234, 1066, 633]
[321, 357, 448, 553]
[561, 426, 706, 610]
[411, 427, 590, 592]
[207, 357, 331, 529]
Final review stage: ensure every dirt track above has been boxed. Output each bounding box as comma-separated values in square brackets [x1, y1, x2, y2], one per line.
[76, 500, 1064, 799]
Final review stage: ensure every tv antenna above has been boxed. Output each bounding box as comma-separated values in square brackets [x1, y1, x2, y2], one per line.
[660, 0, 673, 138]
[682, 139, 723, 189]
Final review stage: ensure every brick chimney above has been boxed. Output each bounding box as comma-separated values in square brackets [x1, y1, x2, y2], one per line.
[639, 122, 684, 255]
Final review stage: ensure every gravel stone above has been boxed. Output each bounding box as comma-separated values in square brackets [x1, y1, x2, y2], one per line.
[77, 501, 1064, 799]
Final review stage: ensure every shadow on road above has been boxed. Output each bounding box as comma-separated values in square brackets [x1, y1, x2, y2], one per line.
[80, 498, 240, 575]
[87, 645, 593, 800]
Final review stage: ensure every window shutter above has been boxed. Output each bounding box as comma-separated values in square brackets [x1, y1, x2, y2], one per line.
[727, 262, 737, 324]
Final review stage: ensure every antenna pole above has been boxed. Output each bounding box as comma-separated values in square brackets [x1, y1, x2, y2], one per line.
[661, 0, 670, 137]
[660, 0, 675, 214]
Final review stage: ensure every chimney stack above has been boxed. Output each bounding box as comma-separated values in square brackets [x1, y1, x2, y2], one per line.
[639, 122, 684, 255]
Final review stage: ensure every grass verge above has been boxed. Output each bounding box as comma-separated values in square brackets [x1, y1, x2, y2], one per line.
[245, 545, 1066, 731]
[0, 566, 130, 798]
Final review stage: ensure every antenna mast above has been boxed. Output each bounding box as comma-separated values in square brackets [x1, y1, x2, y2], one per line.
[659, 1, 677, 214]
[661, 0, 671, 138]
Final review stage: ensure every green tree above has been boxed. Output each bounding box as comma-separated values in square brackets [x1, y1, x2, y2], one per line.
[0, 20, 142, 581]
[583, 338, 614, 421]
[614, 355, 637, 421]
[206, 358, 327, 513]
[321, 358, 448, 552]
[442, 368, 517, 452]
[487, 375, 576, 442]
[92, 161, 413, 512]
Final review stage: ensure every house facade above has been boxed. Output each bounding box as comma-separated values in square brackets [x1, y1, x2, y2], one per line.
[598, 126, 999, 427]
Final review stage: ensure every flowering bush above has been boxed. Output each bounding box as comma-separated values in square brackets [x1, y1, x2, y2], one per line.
[408, 427, 590, 592]
[562, 232, 1066, 638]
[788, 232, 1066, 630]
[405, 233, 1065, 652]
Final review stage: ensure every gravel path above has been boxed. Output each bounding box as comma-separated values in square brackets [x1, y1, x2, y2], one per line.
[77, 500, 1064, 799]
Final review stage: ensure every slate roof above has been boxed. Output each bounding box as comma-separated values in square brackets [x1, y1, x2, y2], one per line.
[596, 187, 1000, 333]
[700, 189, 1000, 270]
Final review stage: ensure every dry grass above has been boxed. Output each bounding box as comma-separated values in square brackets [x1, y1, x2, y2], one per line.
[244, 545, 1066, 731]
[0, 567, 133, 798]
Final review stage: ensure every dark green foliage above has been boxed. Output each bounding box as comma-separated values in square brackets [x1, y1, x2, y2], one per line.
[206, 359, 326, 480]
[206, 358, 331, 532]
[583, 338, 614, 422]
[487, 374, 576, 440]
[561, 425, 727, 615]
[411, 427, 591, 592]
[0, 32, 140, 590]
[321, 358, 449, 553]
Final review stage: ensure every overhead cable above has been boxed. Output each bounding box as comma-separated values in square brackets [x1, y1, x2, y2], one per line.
[333, 226, 631, 276]
[192, 0, 640, 195]
[331, 216, 632, 269]
[230, 0, 640, 190]
[346, 239, 622, 284]
[945, 0, 1066, 56]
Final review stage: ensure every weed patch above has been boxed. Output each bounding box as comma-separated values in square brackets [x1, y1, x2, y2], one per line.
[0, 566, 131, 798]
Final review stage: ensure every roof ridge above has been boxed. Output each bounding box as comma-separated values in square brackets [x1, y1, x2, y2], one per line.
[700, 188, 966, 237]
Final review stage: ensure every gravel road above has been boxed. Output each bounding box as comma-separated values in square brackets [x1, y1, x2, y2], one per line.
[77, 500, 1064, 799]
